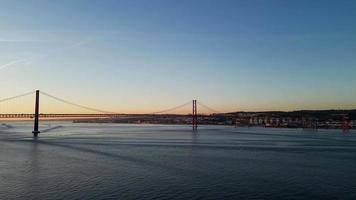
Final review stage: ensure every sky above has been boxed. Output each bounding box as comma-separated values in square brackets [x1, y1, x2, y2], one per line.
[0, 0, 356, 114]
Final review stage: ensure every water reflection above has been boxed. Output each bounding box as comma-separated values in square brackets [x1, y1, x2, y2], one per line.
[26, 139, 40, 199]
[0, 123, 355, 199]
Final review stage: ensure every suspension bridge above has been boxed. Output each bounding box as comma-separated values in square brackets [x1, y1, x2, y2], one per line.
[0, 90, 221, 137]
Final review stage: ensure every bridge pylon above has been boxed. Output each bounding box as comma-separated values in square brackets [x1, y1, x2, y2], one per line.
[192, 100, 198, 131]
[342, 114, 351, 132]
[32, 90, 40, 137]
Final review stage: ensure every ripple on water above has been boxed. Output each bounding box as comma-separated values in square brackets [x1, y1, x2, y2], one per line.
[0, 123, 356, 199]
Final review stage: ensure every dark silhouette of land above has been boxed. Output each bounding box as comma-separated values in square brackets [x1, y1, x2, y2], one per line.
[73, 109, 356, 129]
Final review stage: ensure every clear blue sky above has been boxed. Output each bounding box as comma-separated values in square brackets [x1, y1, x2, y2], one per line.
[0, 0, 356, 113]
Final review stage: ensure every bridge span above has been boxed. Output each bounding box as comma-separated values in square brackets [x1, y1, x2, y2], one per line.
[0, 113, 123, 119]
[0, 90, 220, 136]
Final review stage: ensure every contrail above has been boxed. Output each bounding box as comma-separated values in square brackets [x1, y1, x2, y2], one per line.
[66, 39, 91, 49]
[0, 39, 52, 43]
[0, 38, 91, 71]
[0, 59, 28, 70]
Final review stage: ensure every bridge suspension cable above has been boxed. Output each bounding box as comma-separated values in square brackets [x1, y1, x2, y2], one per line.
[40, 91, 118, 114]
[0, 91, 35, 103]
[148, 101, 192, 115]
[40, 91, 198, 115]
[196, 101, 222, 114]
[0, 91, 224, 116]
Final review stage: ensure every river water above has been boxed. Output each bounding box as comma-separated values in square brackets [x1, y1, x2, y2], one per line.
[1, 122, 356, 199]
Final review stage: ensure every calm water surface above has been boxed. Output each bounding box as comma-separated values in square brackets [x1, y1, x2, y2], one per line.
[1, 122, 356, 199]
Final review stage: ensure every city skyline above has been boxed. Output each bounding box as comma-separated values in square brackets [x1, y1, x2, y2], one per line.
[1, 0, 356, 113]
